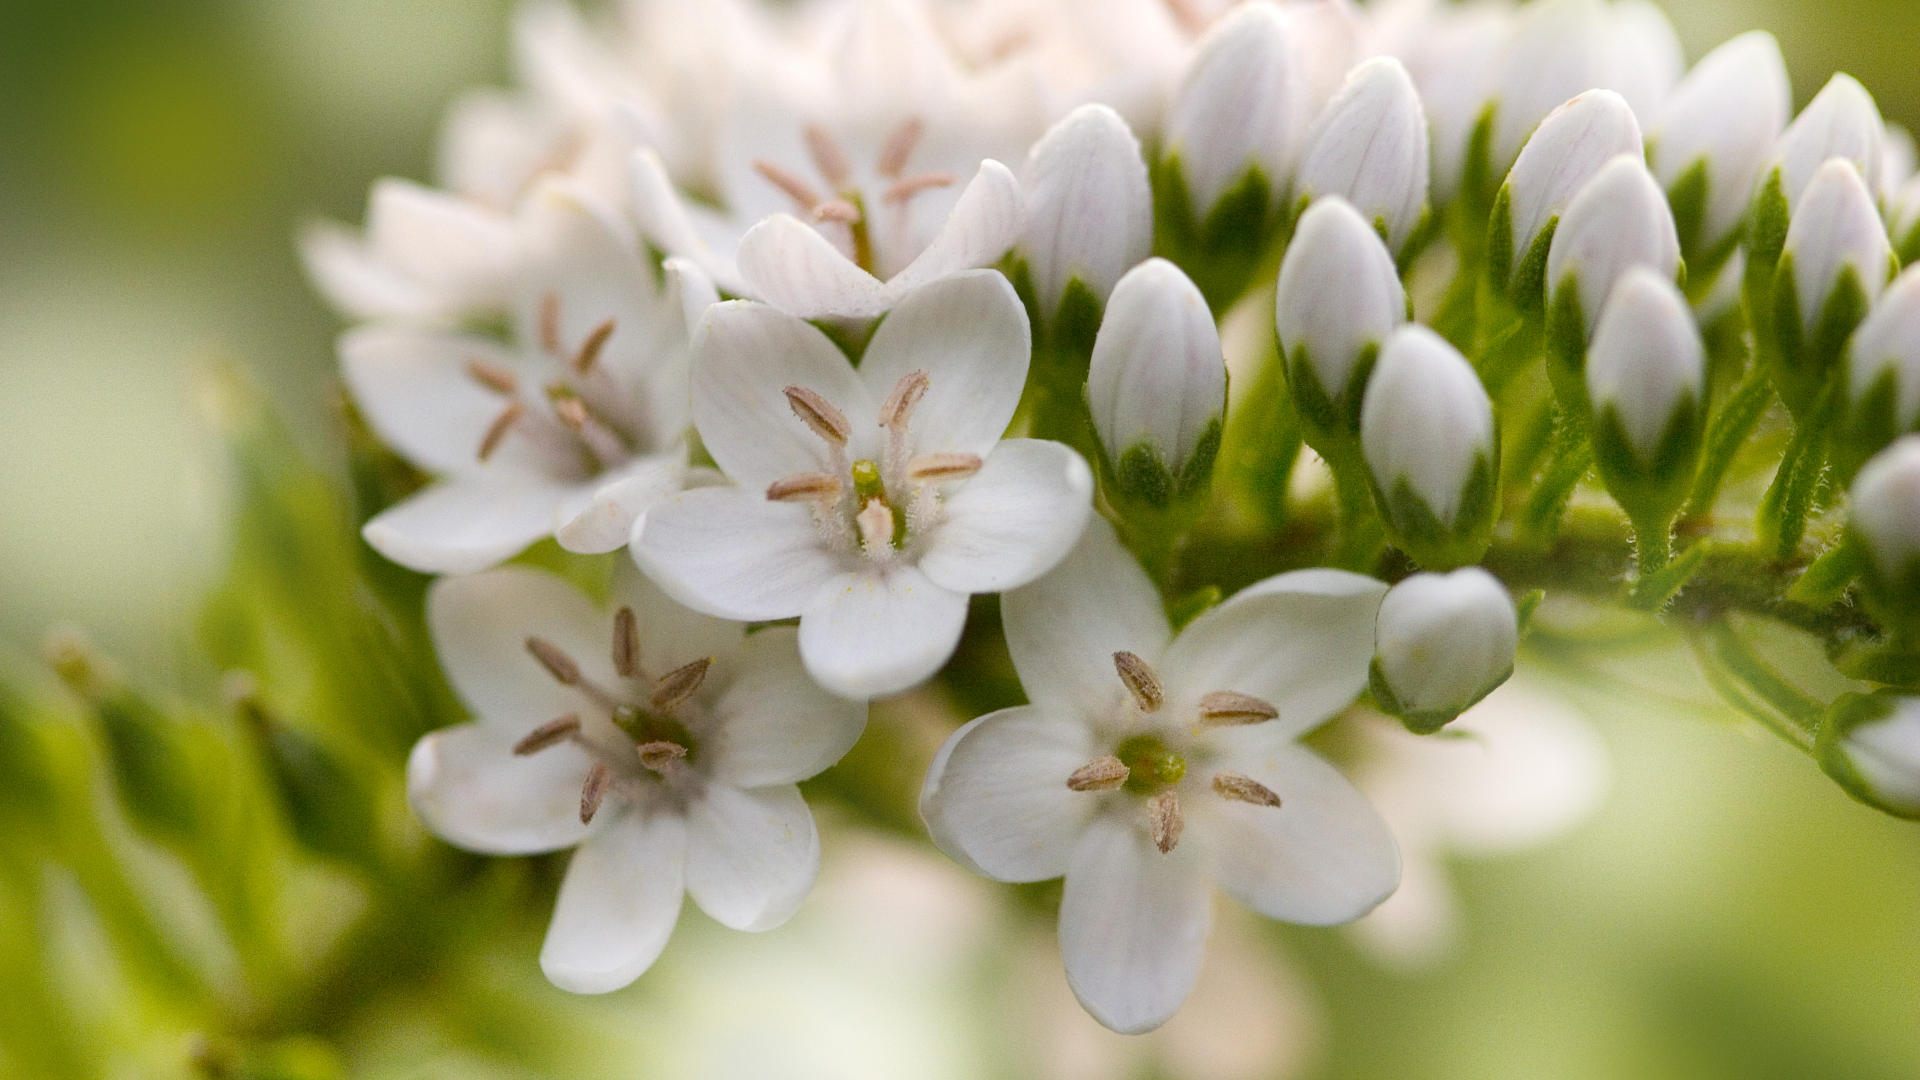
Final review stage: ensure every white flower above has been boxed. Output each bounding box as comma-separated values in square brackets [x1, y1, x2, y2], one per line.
[301, 178, 516, 324]
[1646, 31, 1791, 255]
[1546, 153, 1682, 337]
[1019, 104, 1154, 316]
[1820, 694, 1920, 819]
[1360, 326, 1497, 553]
[633, 271, 1093, 699]
[920, 519, 1397, 1034]
[1586, 268, 1706, 465]
[1495, 89, 1644, 292]
[1850, 435, 1920, 579]
[1387, 1, 1506, 204]
[346, 180, 703, 575]
[1768, 73, 1886, 209]
[1846, 267, 1920, 430]
[1294, 57, 1431, 255]
[1088, 259, 1225, 491]
[1275, 196, 1407, 440]
[405, 564, 866, 993]
[1162, 3, 1304, 218]
[1370, 568, 1517, 731]
[1781, 158, 1893, 335]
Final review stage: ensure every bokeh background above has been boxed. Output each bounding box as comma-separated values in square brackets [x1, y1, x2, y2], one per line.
[1, 1, 1918, 1077]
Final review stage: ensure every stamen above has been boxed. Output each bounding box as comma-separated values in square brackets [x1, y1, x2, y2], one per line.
[477, 402, 524, 462]
[649, 657, 712, 711]
[580, 761, 612, 823]
[1196, 690, 1280, 727]
[879, 370, 930, 432]
[466, 357, 520, 395]
[551, 394, 591, 433]
[514, 714, 581, 756]
[755, 159, 824, 211]
[856, 497, 895, 553]
[539, 292, 563, 356]
[767, 472, 842, 502]
[1113, 651, 1164, 713]
[636, 740, 688, 773]
[1161, 0, 1209, 36]
[785, 385, 852, 445]
[906, 452, 983, 484]
[612, 607, 639, 679]
[1212, 772, 1283, 808]
[546, 385, 631, 467]
[526, 636, 581, 686]
[1067, 756, 1130, 792]
[803, 124, 852, 188]
[883, 172, 955, 205]
[812, 199, 861, 224]
[571, 318, 617, 375]
[876, 117, 925, 179]
[1147, 791, 1184, 854]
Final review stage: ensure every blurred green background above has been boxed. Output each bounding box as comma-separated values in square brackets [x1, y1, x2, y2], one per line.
[0, 1, 1917, 1078]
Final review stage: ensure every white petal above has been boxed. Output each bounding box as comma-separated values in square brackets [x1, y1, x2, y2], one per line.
[1546, 154, 1682, 336]
[917, 439, 1094, 595]
[363, 480, 565, 576]
[1021, 104, 1154, 311]
[362, 177, 515, 312]
[1848, 268, 1920, 428]
[632, 486, 842, 622]
[736, 213, 889, 320]
[1647, 31, 1791, 250]
[554, 452, 687, 555]
[606, 557, 749, 675]
[1295, 57, 1431, 253]
[885, 159, 1027, 297]
[1161, 568, 1387, 738]
[918, 705, 1098, 882]
[514, 179, 659, 352]
[1058, 815, 1212, 1034]
[405, 722, 591, 855]
[690, 301, 879, 489]
[685, 783, 820, 932]
[798, 565, 969, 698]
[540, 808, 688, 994]
[300, 220, 435, 322]
[1775, 73, 1884, 207]
[339, 324, 544, 478]
[1200, 745, 1399, 925]
[427, 566, 618, 722]
[1089, 258, 1225, 473]
[1374, 568, 1520, 718]
[1001, 515, 1171, 718]
[706, 626, 868, 787]
[857, 270, 1031, 460]
[630, 148, 748, 295]
[1784, 159, 1893, 331]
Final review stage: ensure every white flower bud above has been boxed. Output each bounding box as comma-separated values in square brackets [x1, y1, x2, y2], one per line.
[1769, 73, 1885, 209]
[1586, 269, 1706, 466]
[1888, 173, 1920, 257]
[1295, 57, 1431, 254]
[1494, 90, 1644, 296]
[1850, 435, 1920, 585]
[1088, 259, 1225, 501]
[1020, 104, 1153, 316]
[1820, 694, 1920, 819]
[1602, 0, 1684, 122]
[1847, 269, 1920, 430]
[1646, 31, 1791, 255]
[1163, 3, 1302, 217]
[1276, 197, 1407, 443]
[1360, 325, 1498, 568]
[1546, 154, 1682, 338]
[1370, 568, 1518, 733]
[1488, 0, 1611, 170]
[1781, 159, 1893, 336]
[1884, 122, 1917, 195]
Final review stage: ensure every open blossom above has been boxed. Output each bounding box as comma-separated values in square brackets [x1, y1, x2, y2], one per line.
[920, 520, 1397, 1033]
[301, 178, 517, 325]
[406, 565, 866, 993]
[346, 180, 704, 575]
[633, 271, 1093, 698]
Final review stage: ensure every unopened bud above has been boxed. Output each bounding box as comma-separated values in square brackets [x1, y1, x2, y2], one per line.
[1818, 693, 1920, 819]
[1020, 105, 1153, 317]
[1370, 568, 1518, 734]
[1837, 269, 1920, 482]
[1770, 74, 1885, 210]
[1162, 3, 1301, 218]
[1276, 197, 1406, 449]
[1646, 31, 1791, 261]
[1490, 90, 1644, 303]
[1585, 269, 1706, 528]
[1294, 57, 1430, 255]
[1849, 436, 1920, 637]
[1546, 155, 1682, 346]
[1088, 259, 1225, 506]
[1773, 159, 1895, 415]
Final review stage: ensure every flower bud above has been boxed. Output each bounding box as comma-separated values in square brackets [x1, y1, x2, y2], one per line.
[1646, 31, 1791, 262]
[1487, 0, 1611, 171]
[1749, 74, 1886, 273]
[1773, 159, 1895, 415]
[1848, 435, 1920, 636]
[1370, 568, 1518, 734]
[1162, 3, 1302, 219]
[1276, 197, 1407, 448]
[1294, 57, 1431, 255]
[1819, 693, 1920, 819]
[1490, 90, 1644, 304]
[1585, 269, 1706, 528]
[1360, 326, 1498, 569]
[1088, 259, 1225, 506]
[1602, 0, 1684, 121]
[1020, 104, 1153, 321]
[1546, 154, 1682, 346]
[1837, 268, 1920, 481]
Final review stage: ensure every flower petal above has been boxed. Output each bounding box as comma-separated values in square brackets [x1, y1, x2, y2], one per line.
[427, 565, 616, 724]
[405, 722, 591, 855]
[632, 486, 842, 621]
[1200, 744, 1399, 926]
[885, 159, 1026, 297]
[1058, 815, 1212, 1035]
[857, 270, 1032, 459]
[736, 212, 889, 320]
[684, 783, 821, 932]
[339, 324, 544, 478]
[1160, 569, 1387, 738]
[363, 480, 565, 576]
[554, 451, 687, 555]
[798, 565, 969, 698]
[1000, 515, 1172, 718]
[540, 807, 688, 994]
[917, 439, 1094, 595]
[631, 147, 749, 294]
[706, 627, 868, 787]
[607, 557, 748, 673]
[918, 705, 1097, 882]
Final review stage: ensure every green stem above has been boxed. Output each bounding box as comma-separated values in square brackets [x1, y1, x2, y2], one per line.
[1326, 449, 1385, 572]
[1686, 368, 1773, 519]
[1519, 409, 1593, 543]
[1691, 622, 1825, 754]
[1756, 403, 1831, 560]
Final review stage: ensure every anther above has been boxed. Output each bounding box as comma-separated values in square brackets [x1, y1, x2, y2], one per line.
[571, 318, 616, 375]
[1147, 791, 1184, 854]
[552, 394, 590, 433]
[649, 657, 712, 711]
[636, 740, 688, 773]
[1196, 690, 1279, 727]
[812, 199, 861, 224]
[1212, 772, 1283, 808]
[767, 472, 842, 502]
[884, 172, 955, 205]
[785, 385, 852, 445]
[856, 497, 895, 552]
[755, 160, 824, 212]
[1113, 651, 1164, 713]
[879, 370, 930, 431]
[612, 607, 639, 679]
[466, 357, 520, 395]
[1161, 0, 1209, 36]
[539, 293, 563, 356]
[477, 402, 524, 462]
[876, 117, 925, 179]
[579, 761, 612, 824]
[514, 714, 582, 756]
[526, 636, 581, 686]
[803, 124, 852, 187]
[1067, 756, 1130, 792]
[906, 452, 983, 484]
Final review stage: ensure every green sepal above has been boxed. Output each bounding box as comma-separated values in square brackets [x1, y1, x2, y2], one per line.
[240, 699, 379, 865]
[1816, 692, 1920, 819]
[1831, 641, 1920, 688]
[1151, 153, 1282, 311]
[1285, 340, 1379, 453]
[1167, 585, 1223, 631]
[1486, 185, 1558, 310]
[1787, 537, 1867, 607]
[1896, 214, 1920, 271]
[1369, 656, 1512, 736]
[1589, 393, 1705, 533]
[1371, 447, 1500, 571]
[1113, 441, 1176, 508]
[1665, 156, 1711, 262]
[1852, 518, 1920, 641]
[1485, 184, 1516, 291]
[1831, 362, 1906, 487]
[1770, 254, 1876, 418]
[1746, 167, 1792, 277]
[1544, 275, 1591, 415]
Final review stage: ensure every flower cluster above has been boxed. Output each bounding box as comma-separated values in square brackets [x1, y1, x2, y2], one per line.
[308, 0, 1920, 1034]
